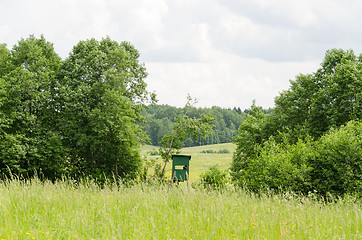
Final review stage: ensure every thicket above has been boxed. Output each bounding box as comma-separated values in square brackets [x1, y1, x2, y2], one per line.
[231, 49, 362, 197]
[0, 35, 154, 180]
[197, 165, 229, 191]
[200, 149, 230, 154]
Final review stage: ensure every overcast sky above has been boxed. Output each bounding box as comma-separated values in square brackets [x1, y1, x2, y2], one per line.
[2, 0, 362, 110]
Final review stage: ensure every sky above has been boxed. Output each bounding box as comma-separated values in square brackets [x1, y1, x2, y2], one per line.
[1, 0, 362, 110]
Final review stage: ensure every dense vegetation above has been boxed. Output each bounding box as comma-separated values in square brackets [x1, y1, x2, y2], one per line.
[0, 36, 154, 180]
[231, 49, 362, 196]
[140, 104, 245, 146]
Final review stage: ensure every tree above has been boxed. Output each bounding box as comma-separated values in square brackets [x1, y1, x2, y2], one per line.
[0, 43, 10, 76]
[271, 48, 362, 139]
[0, 35, 155, 180]
[231, 49, 362, 195]
[158, 96, 214, 178]
[140, 103, 244, 147]
[57, 37, 155, 179]
[0, 35, 65, 179]
[232, 120, 362, 196]
[308, 121, 362, 196]
[230, 102, 269, 183]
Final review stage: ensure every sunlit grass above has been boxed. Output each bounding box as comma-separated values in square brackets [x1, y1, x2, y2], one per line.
[0, 178, 361, 239]
[141, 143, 235, 182]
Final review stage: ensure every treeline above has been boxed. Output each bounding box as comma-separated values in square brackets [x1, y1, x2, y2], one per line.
[0, 35, 154, 181]
[140, 105, 245, 147]
[231, 49, 362, 197]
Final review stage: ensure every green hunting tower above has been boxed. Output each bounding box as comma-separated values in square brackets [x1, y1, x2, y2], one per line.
[171, 155, 191, 182]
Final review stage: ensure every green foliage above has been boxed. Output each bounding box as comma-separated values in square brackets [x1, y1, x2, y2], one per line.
[0, 35, 153, 181]
[232, 120, 362, 196]
[308, 121, 362, 196]
[230, 102, 270, 180]
[232, 137, 313, 194]
[200, 149, 230, 154]
[0, 35, 65, 179]
[0, 43, 10, 76]
[232, 48, 362, 196]
[218, 148, 230, 154]
[272, 48, 362, 139]
[159, 111, 214, 177]
[200, 149, 216, 154]
[56, 37, 154, 179]
[198, 165, 228, 190]
[149, 149, 159, 156]
[140, 104, 244, 146]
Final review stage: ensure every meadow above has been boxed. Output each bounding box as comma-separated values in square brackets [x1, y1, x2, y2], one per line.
[1, 143, 362, 239]
[140, 143, 235, 182]
[0, 177, 361, 239]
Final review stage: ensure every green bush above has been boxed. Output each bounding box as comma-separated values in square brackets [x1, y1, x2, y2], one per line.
[232, 120, 362, 197]
[199, 165, 228, 191]
[235, 138, 313, 194]
[308, 121, 362, 196]
[218, 149, 230, 154]
[149, 150, 159, 156]
[200, 149, 230, 154]
[200, 149, 215, 154]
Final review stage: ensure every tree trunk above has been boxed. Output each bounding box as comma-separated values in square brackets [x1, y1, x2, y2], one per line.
[160, 130, 179, 178]
[115, 158, 119, 177]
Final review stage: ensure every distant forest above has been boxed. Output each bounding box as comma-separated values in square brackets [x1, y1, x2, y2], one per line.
[140, 104, 246, 147]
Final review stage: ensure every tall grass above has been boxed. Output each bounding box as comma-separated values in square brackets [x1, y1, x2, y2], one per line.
[0, 178, 361, 239]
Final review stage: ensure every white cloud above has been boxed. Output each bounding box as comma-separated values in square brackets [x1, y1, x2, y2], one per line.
[1, 0, 362, 109]
[146, 54, 320, 109]
[0, 25, 9, 40]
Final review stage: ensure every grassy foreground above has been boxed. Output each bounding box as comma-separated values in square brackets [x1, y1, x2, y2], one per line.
[0, 178, 361, 239]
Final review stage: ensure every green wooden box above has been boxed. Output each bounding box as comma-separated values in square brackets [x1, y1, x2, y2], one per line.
[171, 155, 191, 182]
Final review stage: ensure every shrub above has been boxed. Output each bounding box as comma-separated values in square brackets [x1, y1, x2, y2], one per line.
[231, 120, 362, 197]
[200, 150, 215, 154]
[199, 165, 228, 191]
[149, 150, 159, 156]
[308, 121, 362, 196]
[200, 149, 230, 154]
[235, 138, 313, 194]
[218, 149, 230, 154]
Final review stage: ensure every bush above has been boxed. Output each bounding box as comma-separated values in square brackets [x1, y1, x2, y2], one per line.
[231, 120, 362, 197]
[200, 149, 230, 154]
[200, 149, 215, 154]
[218, 149, 230, 154]
[233, 138, 313, 194]
[149, 150, 159, 156]
[199, 165, 228, 191]
[308, 121, 362, 196]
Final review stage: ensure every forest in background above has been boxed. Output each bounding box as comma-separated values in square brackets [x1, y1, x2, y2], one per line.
[140, 104, 246, 147]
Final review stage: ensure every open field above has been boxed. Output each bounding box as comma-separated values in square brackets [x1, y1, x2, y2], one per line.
[0, 178, 361, 239]
[140, 143, 236, 182]
[1, 144, 361, 239]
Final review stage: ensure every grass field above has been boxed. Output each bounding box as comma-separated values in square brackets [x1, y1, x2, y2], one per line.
[0, 178, 361, 239]
[1, 144, 361, 239]
[140, 143, 236, 182]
